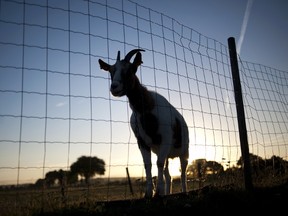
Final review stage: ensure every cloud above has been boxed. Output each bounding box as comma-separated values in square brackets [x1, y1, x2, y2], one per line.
[56, 102, 66, 107]
[237, 0, 254, 54]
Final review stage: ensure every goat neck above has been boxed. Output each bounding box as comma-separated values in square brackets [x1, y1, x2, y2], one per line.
[126, 77, 154, 113]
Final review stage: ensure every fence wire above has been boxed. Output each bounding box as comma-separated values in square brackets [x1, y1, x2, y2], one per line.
[0, 0, 287, 206]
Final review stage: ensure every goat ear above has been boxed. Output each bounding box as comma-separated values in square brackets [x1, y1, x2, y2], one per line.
[98, 59, 111, 71]
[133, 52, 143, 68]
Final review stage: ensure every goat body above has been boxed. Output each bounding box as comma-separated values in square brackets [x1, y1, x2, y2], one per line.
[99, 49, 189, 197]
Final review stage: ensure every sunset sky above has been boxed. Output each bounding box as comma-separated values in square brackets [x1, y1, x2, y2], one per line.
[0, 0, 287, 185]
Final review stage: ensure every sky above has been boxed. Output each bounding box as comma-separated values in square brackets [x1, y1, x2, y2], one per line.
[137, 0, 288, 71]
[0, 0, 287, 185]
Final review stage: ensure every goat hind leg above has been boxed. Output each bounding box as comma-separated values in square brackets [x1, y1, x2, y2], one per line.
[180, 156, 188, 193]
[155, 158, 166, 196]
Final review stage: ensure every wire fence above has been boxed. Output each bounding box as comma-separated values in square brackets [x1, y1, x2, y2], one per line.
[0, 0, 288, 209]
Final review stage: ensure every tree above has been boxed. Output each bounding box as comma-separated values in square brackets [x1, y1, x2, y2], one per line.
[70, 156, 106, 184]
[237, 153, 265, 171]
[34, 178, 45, 188]
[45, 170, 59, 187]
[265, 155, 288, 175]
[187, 159, 207, 178]
[237, 153, 288, 177]
[187, 159, 224, 178]
[65, 170, 78, 185]
[205, 161, 224, 175]
[44, 169, 78, 187]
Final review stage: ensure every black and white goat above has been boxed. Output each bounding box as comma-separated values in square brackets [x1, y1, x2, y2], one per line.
[98, 49, 189, 197]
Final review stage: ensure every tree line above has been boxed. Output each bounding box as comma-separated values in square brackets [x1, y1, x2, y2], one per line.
[35, 156, 105, 188]
[34, 153, 288, 189]
[186, 153, 288, 186]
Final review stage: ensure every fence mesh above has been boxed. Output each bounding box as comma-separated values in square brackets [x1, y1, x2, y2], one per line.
[0, 0, 287, 209]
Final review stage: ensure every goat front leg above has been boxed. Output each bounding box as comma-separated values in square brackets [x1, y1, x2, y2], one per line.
[164, 159, 172, 195]
[140, 147, 153, 198]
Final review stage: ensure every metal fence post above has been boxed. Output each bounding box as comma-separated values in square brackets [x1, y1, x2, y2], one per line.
[228, 37, 253, 191]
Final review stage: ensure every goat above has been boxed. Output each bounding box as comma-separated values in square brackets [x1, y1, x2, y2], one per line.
[98, 49, 189, 197]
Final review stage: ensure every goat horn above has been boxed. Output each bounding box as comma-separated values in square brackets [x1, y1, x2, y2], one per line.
[117, 51, 120, 61]
[124, 49, 145, 62]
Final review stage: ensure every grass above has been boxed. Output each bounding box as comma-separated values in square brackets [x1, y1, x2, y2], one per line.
[1, 176, 288, 216]
[34, 183, 288, 215]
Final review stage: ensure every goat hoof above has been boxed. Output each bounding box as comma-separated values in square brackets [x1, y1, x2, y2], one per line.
[153, 190, 165, 198]
[144, 192, 153, 199]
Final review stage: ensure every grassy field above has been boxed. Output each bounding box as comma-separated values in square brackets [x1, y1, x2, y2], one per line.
[1, 177, 287, 216]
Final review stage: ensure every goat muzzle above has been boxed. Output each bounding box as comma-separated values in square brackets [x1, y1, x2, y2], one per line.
[110, 81, 125, 97]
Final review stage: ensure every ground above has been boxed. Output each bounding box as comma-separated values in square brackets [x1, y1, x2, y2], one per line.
[34, 182, 288, 215]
